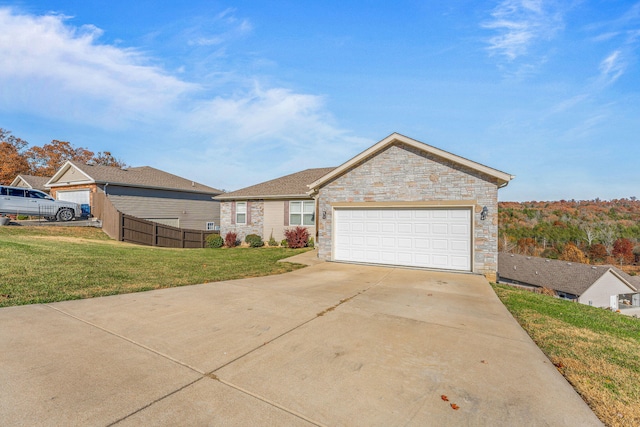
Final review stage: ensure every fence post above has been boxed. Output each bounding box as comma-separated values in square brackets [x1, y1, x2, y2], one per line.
[118, 212, 124, 241]
[153, 223, 158, 247]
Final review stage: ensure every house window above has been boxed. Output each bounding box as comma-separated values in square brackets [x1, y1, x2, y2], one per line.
[290, 201, 315, 226]
[236, 202, 247, 224]
[206, 222, 215, 231]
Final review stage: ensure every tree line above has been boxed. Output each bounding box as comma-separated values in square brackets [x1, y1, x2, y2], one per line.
[499, 199, 640, 267]
[0, 128, 126, 185]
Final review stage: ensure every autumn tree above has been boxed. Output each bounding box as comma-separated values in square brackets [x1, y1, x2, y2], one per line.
[588, 244, 608, 262]
[612, 238, 635, 265]
[0, 128, 31, 184]
[92, 151, 127, 168]
[559, 243, 589, 264]
[26, 140, 94, 177]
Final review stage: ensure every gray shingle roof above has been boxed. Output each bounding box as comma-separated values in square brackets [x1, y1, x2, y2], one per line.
[216, 167, 336, 200]
[13, 175, 50, 191]
[498, 253, 637, 296]
[63, 161, 223, 195]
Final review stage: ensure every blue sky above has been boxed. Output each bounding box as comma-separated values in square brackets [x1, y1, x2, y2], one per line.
[0, 1, 638, 201]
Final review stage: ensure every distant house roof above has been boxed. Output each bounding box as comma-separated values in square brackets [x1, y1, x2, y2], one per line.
[10, 174, 51, 192]
[216, 167, 336, 200]
[308, 133, 514, 192]
[46, 161, 223, 195]
[498, 253, 638, 296]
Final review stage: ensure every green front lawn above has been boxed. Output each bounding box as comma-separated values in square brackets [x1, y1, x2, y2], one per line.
[0, 226, 309, 307]
[493, 283, 640, 427]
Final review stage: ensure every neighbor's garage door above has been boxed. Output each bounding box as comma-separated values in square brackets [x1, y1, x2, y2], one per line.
[57, 190, 91, 215]
[334, 208, 471, 271]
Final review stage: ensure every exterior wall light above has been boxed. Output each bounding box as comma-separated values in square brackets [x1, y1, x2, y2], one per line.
[322, 211, 327, 219]
[481, 206, 488, 220]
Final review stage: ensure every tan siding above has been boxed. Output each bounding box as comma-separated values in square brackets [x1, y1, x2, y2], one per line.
[263, 201, 286, 241]
[263, 200, 316, 243]
[57, 166, 88, 184]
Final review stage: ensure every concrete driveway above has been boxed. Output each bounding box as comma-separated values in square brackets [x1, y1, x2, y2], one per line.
[0, 252, 602, 426]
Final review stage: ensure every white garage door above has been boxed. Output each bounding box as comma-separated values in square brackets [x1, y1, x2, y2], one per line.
[56, 190, 90, 205]
[334, 208, 472, 271]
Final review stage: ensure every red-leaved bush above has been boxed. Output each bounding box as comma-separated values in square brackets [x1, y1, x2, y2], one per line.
[224, 232, 238, 247]
[284, 226, 309, 249]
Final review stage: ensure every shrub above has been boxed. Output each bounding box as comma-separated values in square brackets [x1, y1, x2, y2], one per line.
[307, 237, 315, 248]
[17, 214, 29, 220]
[205, 234, 224, 248]
[268, 231, 278, 247]
[281, 239, 288, 248]
[284, 226, 309, 249]
[224, 232, 238, 247]
[245, 234, 264, 248]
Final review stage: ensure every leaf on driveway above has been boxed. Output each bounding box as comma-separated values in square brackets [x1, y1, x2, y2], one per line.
[441, 395, 449, 401]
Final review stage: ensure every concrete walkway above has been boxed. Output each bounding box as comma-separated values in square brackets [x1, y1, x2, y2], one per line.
[0, 259, 602, 426]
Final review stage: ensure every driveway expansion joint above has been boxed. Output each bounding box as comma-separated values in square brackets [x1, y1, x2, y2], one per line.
[44, 304, 205, 374]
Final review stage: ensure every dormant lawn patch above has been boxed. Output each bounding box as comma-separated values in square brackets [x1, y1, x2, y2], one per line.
[493, 284, 640, 427]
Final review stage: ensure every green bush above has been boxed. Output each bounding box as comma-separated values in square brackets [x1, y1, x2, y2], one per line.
[308, 237, 315, 248]
[205, 234, 224, 248]
[281, 239, 288, 248]
[245, 234, 264, 248]
[268, 232, 278, 247]
[17, 215, 29, 220]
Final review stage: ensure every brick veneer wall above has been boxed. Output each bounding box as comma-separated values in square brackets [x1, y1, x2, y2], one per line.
[316, 143, 500, 279]
[219, 200, 264, 242]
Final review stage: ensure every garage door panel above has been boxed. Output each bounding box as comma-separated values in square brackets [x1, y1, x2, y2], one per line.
[432, 239, 448, 250]
[366, 222, 379, 232]
[334, 208, 471, 271]
[415, 224, 429, 234]
[432, 224, 449, 234]
[451, 224, 469, 235]
[381, 223, 395, 233]
[398, 223, 412, 233]
[415, 239, 430, 249]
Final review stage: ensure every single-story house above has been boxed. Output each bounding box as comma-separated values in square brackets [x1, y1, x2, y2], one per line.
[10, 174, 51, 193]
[498, 253, 640, 309]
[219, 133, 513, 280]
[45, 161, 223, 230]
[215, 167, 335, 242]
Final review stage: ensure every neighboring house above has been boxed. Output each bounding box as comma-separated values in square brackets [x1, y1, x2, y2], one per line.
[10, 174, 51, 193]
[45, 161, 223, 230]
[498, 253, 640, 310]
[216, 168, 335, 242]
[220, 133, 513, 280]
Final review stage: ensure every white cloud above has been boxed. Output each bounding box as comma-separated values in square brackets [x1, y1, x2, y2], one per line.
[0, 8, 197, 125]
[482, 0, 564, 61]
[0, 7, 365, 189]
[598, 50, 626, 84]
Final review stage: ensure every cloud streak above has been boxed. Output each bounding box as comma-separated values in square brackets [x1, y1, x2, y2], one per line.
[482, 0, 564, 61]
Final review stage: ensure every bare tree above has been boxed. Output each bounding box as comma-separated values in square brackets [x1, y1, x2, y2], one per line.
[597, 224, 617, 256]
[579, 222, 598, 246]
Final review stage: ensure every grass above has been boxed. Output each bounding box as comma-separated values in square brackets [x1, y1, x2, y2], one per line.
[0, 226, 310, 307]
[492, 283, 640, 427]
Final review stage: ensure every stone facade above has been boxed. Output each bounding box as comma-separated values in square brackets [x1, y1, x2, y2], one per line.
[316, 143, 500, 279]
[220, 200, 264, 242]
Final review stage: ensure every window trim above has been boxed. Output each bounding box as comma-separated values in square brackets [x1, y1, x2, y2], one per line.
[236, 201, 247, 225]
[289, 200, 315, 226]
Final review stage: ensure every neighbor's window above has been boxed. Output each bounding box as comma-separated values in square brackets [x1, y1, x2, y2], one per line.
[290, 200, 315, 226]
[236, 202, 247, 224]
[206, 222, 215, 231]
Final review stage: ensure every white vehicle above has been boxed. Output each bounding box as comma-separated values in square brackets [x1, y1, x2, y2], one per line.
[0, 185, 81, 221]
